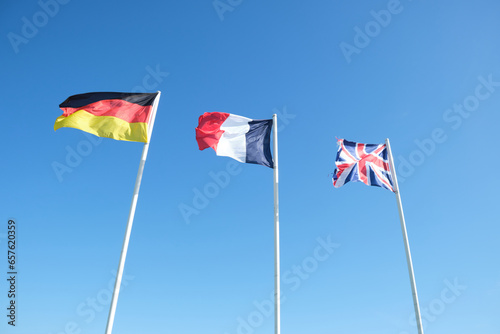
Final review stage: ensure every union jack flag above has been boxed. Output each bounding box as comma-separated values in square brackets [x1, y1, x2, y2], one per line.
[333, 139, 394, 192]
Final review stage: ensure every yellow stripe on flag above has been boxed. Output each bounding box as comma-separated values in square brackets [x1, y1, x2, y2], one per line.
[54, 109, 148, 143]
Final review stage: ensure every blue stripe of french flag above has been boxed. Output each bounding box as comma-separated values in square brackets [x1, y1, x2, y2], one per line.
[196, 112, 274, 168]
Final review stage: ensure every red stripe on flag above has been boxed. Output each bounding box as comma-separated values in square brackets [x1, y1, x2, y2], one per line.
[356, 144, 368, 184]
[60, 99, 153, 123]
[196, 112, 231, 151]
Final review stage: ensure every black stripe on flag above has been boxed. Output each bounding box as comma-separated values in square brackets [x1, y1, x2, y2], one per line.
[60, 92, 158, 108]
[245, 119, 274, 168]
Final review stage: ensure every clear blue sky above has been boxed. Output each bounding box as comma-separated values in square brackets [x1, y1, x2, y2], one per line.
[2, 0, 500, 333]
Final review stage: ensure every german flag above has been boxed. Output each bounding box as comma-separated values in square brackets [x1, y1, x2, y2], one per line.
[55, 92, 159, 143]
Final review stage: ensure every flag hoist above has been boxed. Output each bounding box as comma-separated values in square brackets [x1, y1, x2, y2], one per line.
[385, 138, 424, 334]
[55, 91, 161, 334]
[272, 114, 281, 334]
[332, 138, 424, 334]
[196, 112, 281, 334]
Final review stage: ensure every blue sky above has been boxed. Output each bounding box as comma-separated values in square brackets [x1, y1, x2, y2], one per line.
[2, 0, 500, 333]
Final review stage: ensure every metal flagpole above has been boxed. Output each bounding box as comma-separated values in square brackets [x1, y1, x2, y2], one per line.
[272, 114, 281, 334]
[385, 138, 424, 334]
[105, 91, 161, 334]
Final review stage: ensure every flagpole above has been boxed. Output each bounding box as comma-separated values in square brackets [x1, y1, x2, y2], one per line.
[105, 91, 161, 334]
[385, 138, 424, 334]
[272, 114, 281, 334]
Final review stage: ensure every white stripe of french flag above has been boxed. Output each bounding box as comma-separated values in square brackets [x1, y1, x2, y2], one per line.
[196, 112, 274, 168]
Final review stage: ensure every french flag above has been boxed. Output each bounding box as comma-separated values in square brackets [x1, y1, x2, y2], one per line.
[196, 112, 274, 168]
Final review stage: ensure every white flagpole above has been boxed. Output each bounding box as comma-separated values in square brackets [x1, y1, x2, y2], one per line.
[385, 138, 424, 334]
[105, 91, 161, 334]
[272, 114, 281, 334]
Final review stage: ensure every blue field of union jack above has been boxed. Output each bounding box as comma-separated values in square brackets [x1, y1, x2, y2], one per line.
[333, 139, 394, 192]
